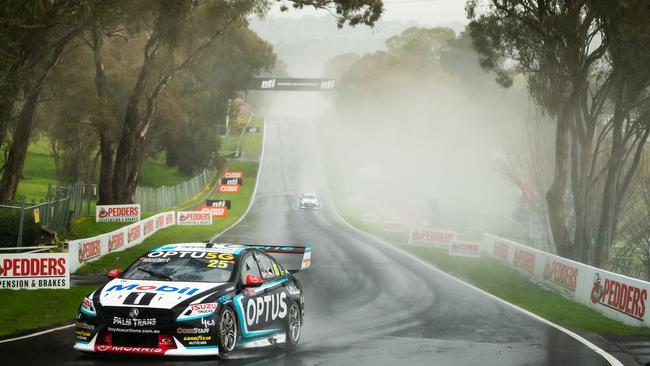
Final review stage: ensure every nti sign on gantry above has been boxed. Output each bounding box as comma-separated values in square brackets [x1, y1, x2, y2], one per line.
[248, 78, 336, 91]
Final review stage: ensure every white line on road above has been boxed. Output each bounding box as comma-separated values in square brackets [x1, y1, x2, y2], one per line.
[0, 324, 74, 344]
[325, 193, 624, 366]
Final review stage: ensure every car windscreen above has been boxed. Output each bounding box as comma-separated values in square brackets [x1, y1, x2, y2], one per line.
[121, 250, 236, 283]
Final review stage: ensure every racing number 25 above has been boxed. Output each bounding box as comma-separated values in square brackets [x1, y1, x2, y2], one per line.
[204, 252, 234, 269]
[207, 260, 229, 268]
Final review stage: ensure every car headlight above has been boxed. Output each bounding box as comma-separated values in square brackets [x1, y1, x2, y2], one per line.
[175, 303, 219, 322]
[80, 297, 97, 317]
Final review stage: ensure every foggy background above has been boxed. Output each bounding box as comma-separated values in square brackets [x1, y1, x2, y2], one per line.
[249, 12, 548, 241]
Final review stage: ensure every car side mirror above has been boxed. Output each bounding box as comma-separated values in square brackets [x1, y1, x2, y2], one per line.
[108, 269, 123, 279]
[244, 275, 263, 287]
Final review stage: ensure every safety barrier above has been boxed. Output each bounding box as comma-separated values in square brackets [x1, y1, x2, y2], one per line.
[482, 234, 650, 328]
[133, 169, 215, 213]
[67, 211, 176, 273]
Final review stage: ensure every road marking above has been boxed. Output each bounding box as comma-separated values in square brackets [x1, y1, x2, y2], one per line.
[0, 324, 74, 344]
[323, 190, 623, 366]
[210, 116, 267, 241]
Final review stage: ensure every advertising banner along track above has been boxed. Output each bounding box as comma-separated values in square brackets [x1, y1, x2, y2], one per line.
[482, 233, 650, 327]
[68, 211, 176, 273]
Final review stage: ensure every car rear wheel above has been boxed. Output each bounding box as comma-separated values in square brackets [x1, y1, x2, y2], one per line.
[285, 302, 301, 346]
[218, 307, 237, 354]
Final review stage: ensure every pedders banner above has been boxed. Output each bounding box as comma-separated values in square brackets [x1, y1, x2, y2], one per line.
[482, 233, 650, 327]
[449, 241, 481, 258]
[177, 211, 213, 225]
[68, 211, 176, 273]
[383, 221, 405, 232]
[96, 204, 141, 223]
[408, 227, 457, 248]
[0, 253, 70, 290]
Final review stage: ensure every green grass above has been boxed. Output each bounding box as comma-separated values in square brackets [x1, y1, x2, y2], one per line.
[75, 160, 259, 274]
[16, 138, 57, 201]
[343, 215, 650, 336]
[16, 138, 192, 202]
[0, 117, 265, 338]
[220, 133, 240, 156]
[72, 115, 264, 274]
[0, 285, 97, 337]
[240, 114, 264, 156]
[406, 246, 650, 336]
[138, 153, 190, 188]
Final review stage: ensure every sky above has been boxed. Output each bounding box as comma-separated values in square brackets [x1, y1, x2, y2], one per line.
[268, 0, 469, 26]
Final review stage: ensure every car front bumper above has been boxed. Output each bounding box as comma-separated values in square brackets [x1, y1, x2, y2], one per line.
[74, 334, 220, 357]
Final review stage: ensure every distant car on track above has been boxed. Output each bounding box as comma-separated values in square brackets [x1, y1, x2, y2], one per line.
[73, 242, 311, 357]
[298, 193, 320, 210]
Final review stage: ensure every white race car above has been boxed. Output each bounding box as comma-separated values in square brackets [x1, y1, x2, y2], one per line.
[298, 193, 320, 210]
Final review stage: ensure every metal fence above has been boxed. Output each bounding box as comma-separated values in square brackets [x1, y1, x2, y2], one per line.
[0, 182, 96, 247]
[133, 168, 215, 213]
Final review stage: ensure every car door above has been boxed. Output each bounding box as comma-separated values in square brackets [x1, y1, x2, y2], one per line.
[251, 252, 288, 332]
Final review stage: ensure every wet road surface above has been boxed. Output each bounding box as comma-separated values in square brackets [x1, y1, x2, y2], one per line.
[0, 115, 616, 365]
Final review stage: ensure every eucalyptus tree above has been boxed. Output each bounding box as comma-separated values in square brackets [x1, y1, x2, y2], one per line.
[467, 0, 650, 265]
[0, 1, 93, 201]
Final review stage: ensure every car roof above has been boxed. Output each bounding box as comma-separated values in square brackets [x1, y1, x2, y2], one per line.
[151, 242, 249, 254]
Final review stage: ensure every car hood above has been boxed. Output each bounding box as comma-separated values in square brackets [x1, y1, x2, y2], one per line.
[98, 279, 226, 309]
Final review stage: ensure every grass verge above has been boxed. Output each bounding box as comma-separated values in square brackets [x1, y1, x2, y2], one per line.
[0, 285, 97, 338]
[74, 160, 259, 274]
[16, 138, 192, 201]
[345, 216, 650, 336]
[0, 117, 264, 338]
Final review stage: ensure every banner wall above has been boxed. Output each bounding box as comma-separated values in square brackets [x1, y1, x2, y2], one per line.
[68, 211, 175, 273]
[482, 233, 650, 327]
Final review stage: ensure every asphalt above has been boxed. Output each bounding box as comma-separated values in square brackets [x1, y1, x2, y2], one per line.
[0, 114, 632, 365]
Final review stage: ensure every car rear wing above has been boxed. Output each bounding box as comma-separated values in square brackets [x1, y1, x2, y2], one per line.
[249, 244, 311, 273]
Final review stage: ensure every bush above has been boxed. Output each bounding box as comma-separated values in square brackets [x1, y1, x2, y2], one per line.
[0, 207, 41, 248]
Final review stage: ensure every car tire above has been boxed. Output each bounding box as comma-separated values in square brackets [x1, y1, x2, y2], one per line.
[217, 306, 238, 355]
[285, 302, 302, 347]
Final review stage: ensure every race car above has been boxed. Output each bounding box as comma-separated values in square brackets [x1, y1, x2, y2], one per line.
[73, 242, 311, 357]
[298, 193, 320, 210]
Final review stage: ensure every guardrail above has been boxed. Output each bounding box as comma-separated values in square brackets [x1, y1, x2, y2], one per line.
[133, 169, 214, 213]
[482, 234, 650, 328]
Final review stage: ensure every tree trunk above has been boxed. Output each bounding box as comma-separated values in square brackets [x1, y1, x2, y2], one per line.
[90, 24, 117, 204]
[546, 108, 574, 258]
[111, 33, 159, 203]
[0, 29, 76, 200]
[0, 87, 41, 201]
[97, 129, 115, 204]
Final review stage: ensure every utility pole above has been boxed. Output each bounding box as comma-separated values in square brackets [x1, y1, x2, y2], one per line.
[225, 98, 232, 136]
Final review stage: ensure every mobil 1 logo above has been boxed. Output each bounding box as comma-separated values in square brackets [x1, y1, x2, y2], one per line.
[206, 199, 231, 209]
[221, 178, 242, 185]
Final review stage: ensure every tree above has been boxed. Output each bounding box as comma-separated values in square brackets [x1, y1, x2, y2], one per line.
[467, 0, 650, 266]
[109, 0, 384, 203]
[0, 1, 92, 201]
